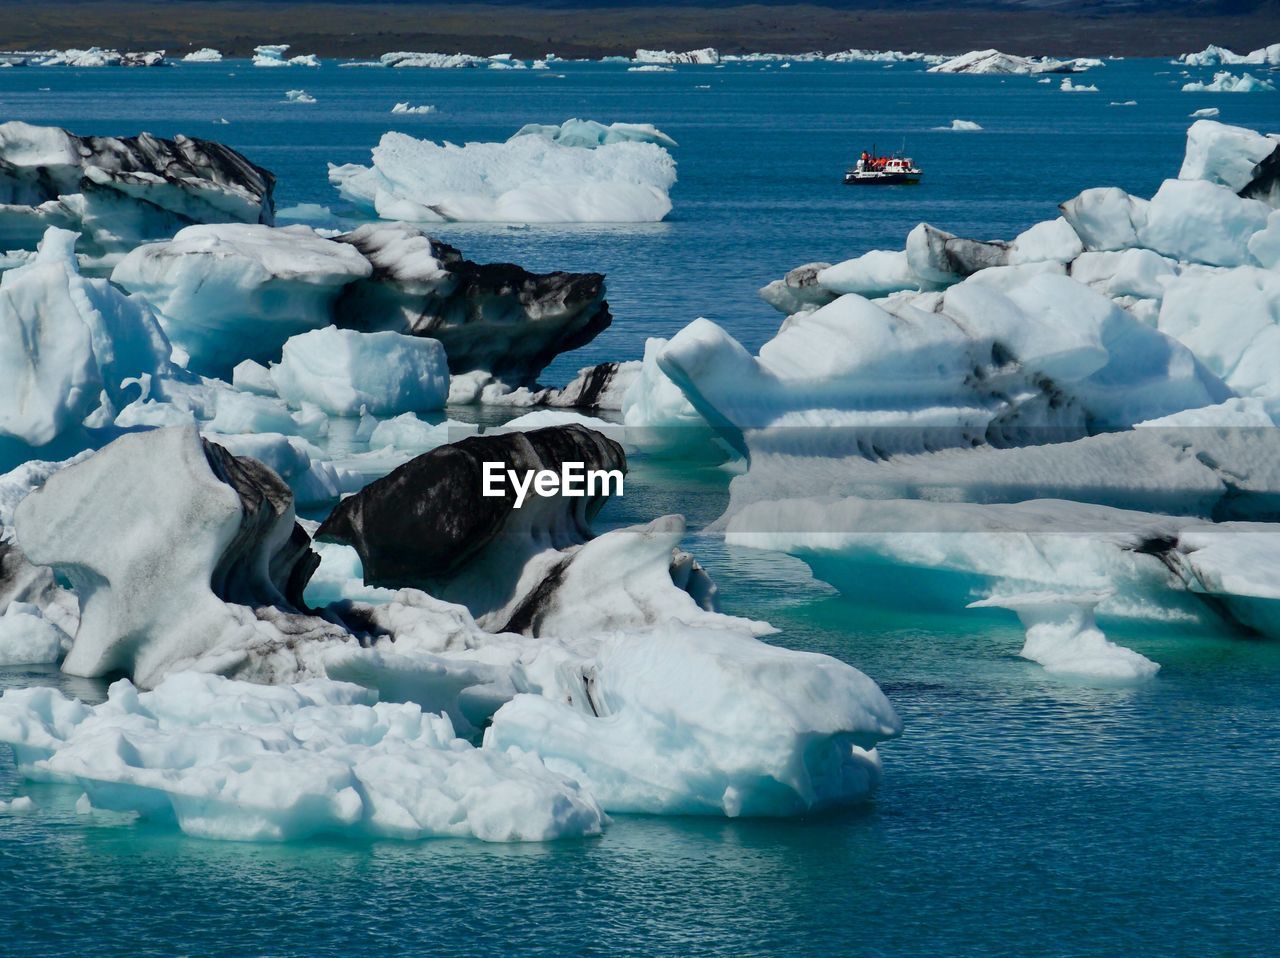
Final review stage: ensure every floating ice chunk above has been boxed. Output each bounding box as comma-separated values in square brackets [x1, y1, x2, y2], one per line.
[1178, 43, 1280, 67]
[182, 48, 223, 62]
[284, 89, 316, 104]
[1109, 100, 1137, 106]
[1179, 120, 1280, 201]
[1190, 107, 1220, 117]
[0, 672, 605, 842]
[759, 262, 838, 315]
[331, 221, 611, 387]
[1060, 78, 1099, 92]
[634, 48, 719, 64]
[1138, 178, 1270, 266]
[111, 223, 372, 377]
[934, 119, 983, 131]
[1059, 187, 1150, 251]
[511, 118, 678, 149]
[253, 45, 320, 68]
[1010, 217, 1084, 265]
[329, 128, 676, 224]
[1182, 71, 1275, 93]
[372, 52, 490, 69]
[969, 591, 1160, 680]
[627, 65, 673, 73]
[14, 426, 349, 687]
[486, 623, 900, 816]
[391, 102, 436, 114]
[0, 796, 35, 814]
[269, 327, 448, 417]
[1157, 265, 1280, 399]
[0, 227, 172, 451]
[928, 49, 1092, 75]
[0, 602, 69, 666]
[0, 120, 275, 254]
[817, 250, 918, 297]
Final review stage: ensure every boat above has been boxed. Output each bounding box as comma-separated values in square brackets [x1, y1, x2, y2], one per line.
[844, 149, 922, 185]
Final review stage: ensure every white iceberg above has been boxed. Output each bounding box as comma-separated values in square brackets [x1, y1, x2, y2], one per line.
[253, 45, 320, 68]
[0, 228, 172, 453]
[0, 672, 606, 842]
[1060, 78, 1099, 92]
[929, 49, 1096, 75]
[634, 48, 719, 64]
[328, 127, 676, 223]
[269, 327, 449, 417]
[391, 102, 436, 114]
[181, 48, 222, 62]
[1182, 71, 1275, 93]
[934, 119, 983, 131]
[511, 118, 678, 149]
[284, 89, 316, 104]
[110, 223, 372, 377]
[1178, 43, 1280, 67]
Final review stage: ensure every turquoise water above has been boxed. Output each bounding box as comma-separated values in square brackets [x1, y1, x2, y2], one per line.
[3, 58, 1280, 956]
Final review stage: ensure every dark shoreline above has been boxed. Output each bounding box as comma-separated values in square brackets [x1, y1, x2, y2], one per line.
[0, 2, 1277, 60]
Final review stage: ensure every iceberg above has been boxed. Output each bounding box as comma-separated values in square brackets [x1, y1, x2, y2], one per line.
[1177, 43, 1280, 67]
[328, 125, 676, 224]
[934, 119, 983, 131]
[284, 89, 316, 104]
[181, 48, 222, 62]
[0, 120, 276, 254]
[511, 118, 678, 149]
[268, 327, 449, 417]
[633, 48, 719, 65]
[1060, 78, 1099, 92]
[1181, 71, 1275, 93]
[111, 223, 372, 377]
[622, 120, 1280, 671]
[929, 49, 1097, 75]
[253, 45, 320, 68]
[626, 65, 673, 73]
[331, 222, 612, 388]
[391, 102, 436, 115]
[0, 228, 171, 456]
[0, 672, 606, 842]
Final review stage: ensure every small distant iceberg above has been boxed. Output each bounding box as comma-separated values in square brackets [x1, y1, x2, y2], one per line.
[1061, 77, 1099, 92]
[344, 51, 513, 69]
[511, 118, 678, 149]
[1182, 71, 1275, 93]
[1190, 107, 1221, 117]
[929, 48, 1100, 75]
[29, 47, 167, 67]
[254, 44, 320, 68]
[634, 47, 719, 65]
[628, 64, 673, 73]
[182, 48, 222, 62]
[391, 102, 436, 114]
[1109, 100, 1138, 106]
[934, 119, 983, 131]
[285, 89, 316, 104]
[1177, 43, 1280, 67]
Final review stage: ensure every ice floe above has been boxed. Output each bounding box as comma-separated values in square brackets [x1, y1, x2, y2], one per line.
[934, 119, 983, 131]
[1177, 43, 1280, 67]
[329, 121, 676, 223]
[929, 49, 1099, 75]
[1181, 72, 1275, 93]
[181, 48, 223, 63]
[253, 45, 320, 68]
[634, 48, 720, 65]
[391, 102, 436, 115]
[0, 120, 275, 255]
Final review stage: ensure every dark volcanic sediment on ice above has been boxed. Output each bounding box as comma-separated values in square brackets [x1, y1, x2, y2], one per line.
[317, 423, 627, 588]
[0, 2, 1277, 58]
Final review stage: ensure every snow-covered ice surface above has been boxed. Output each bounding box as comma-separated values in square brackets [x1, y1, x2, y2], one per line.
[329, 121, 677, 223]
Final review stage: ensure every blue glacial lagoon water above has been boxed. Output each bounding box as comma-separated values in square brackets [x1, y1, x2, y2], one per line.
[2, 57, 1280, 956]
